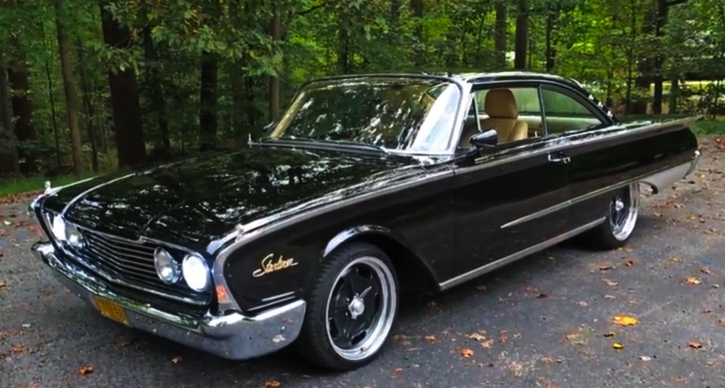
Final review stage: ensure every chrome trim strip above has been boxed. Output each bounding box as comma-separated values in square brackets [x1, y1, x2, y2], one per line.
[61, 172, 136, 216]
[261, 291, 295, 302]
[684, 150, 701, 177]
[501, 160, 695, 229]
[439, 217, 605, 291]
[247, 296, 297, 312]
[473, 118, 696, 168]
[211, 169, 455, 313]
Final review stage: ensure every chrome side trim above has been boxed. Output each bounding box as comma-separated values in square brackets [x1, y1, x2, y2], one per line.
[501, 160, 695, 229]
[61, 172, 137, 216]
[439, 217, 605, 291]
[684, 150, 701, 178]
[261, 291, 296, 302]
[473, 118, 696, 168]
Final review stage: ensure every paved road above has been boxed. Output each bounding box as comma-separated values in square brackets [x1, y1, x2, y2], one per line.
[2, 138, 724, 388]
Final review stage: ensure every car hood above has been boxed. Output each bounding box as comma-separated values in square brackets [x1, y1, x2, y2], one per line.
[43, 146, 426, 254]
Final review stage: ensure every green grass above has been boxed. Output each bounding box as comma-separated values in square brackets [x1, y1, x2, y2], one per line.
[0, 173, 99, 198]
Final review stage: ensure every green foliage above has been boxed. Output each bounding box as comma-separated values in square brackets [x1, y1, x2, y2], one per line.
[0, 0, 724, 192]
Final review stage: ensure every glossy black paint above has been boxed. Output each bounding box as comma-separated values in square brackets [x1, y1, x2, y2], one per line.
[34, 71, 699, 319]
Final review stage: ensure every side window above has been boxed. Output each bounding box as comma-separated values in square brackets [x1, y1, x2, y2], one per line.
[541, 88, 604, 134]
[472, 87, 544, 141]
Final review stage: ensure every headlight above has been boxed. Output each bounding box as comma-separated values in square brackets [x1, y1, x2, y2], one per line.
[64, 223, 85, 249]
[50, 214, 66, 241]
[182, 254, 209, 291]
[154, 248, 180, 284]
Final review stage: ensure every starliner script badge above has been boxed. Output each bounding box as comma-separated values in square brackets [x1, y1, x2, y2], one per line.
[252, 253, 299, 277]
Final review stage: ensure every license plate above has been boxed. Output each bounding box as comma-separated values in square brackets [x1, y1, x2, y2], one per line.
[93, 296, 129, 326]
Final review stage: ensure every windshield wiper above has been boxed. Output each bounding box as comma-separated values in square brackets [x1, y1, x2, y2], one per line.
[257, 136, 390, 154]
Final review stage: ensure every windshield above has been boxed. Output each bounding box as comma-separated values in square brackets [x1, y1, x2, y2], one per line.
[269, 77, 461, 153]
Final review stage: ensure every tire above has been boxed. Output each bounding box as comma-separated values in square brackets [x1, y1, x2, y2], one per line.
[296, 242, 399, 371]
[580, 183, 640, 250]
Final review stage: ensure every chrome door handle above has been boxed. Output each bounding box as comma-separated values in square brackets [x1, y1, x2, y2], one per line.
[548, 153, 571, 164]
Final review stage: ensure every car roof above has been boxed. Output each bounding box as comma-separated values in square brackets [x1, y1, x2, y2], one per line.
[308, 71, 587, 92]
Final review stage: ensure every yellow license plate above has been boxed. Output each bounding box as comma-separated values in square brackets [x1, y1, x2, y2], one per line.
[93, 296, 129, 326]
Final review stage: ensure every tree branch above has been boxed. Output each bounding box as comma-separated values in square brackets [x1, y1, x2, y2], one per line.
[666, 0, 688, 7]
[297, 2, 331, 16]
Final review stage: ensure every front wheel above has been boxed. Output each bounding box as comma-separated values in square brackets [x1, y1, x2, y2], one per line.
[580, 183, 640, 249]
[296, 243, 399, 371]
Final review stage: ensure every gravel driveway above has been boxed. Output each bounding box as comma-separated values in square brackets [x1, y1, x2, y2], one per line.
[1, 136, 724, 388]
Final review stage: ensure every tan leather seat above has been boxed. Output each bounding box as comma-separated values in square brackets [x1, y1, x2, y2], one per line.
[480, 89, 528, 143]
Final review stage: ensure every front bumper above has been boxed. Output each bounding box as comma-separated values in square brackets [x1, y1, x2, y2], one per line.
[31, 241, 306, 360]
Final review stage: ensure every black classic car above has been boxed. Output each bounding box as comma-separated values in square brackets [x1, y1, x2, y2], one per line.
[31, 71, 700, 371]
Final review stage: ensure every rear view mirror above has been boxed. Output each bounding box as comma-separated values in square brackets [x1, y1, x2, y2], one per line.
[470, 129, 498, 148]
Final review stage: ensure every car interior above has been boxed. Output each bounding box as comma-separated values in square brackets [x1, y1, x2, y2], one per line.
[458, 86, 605, 150]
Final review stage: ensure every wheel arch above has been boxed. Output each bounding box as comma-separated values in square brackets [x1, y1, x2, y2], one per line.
[322, 225, 440, 294]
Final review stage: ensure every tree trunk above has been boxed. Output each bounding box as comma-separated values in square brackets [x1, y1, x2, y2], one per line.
[545, 7, 559, 72]
[0, 51, 19, 175]
[652, 0, 670, 114]
[669, 76, 679, 114]
[269, 5, 281, 122]
[7, 65, 38, 174]
[56, 1, 84, 174]
[494, 1, 507, 69]
[410, 0, 424, 67]
[100, 3, 146, 168]
[77, 40, 98, 172]
[631, 6, 656, 114]
[199, 50, 218, 152]
[142, 26, 170, 157]
[514, 0, 529, 70]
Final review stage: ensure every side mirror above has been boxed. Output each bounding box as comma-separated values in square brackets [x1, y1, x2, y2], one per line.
[470, 129, 498, 148]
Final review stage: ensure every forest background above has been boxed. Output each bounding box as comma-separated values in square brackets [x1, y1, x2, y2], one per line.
[0, 0, 723, 195]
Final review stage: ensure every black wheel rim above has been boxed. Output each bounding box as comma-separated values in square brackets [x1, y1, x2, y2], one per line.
[327, 264, 383, 350]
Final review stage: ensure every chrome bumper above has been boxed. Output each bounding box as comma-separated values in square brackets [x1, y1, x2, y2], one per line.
[31, 241, 306, 360]
[685, 149, 701, 178]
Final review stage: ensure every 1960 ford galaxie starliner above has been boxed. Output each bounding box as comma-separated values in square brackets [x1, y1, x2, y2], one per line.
[30, 72, 700, 370]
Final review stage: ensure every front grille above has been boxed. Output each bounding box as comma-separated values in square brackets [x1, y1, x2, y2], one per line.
[71, 228, 211, 305]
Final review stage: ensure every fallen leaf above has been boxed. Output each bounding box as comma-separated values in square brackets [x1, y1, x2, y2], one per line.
[475, 285, 486, 292]
[3, 220, 12, 226]
[79, 365, 94, 375]
[603, 279, 619, 287]
[613, 315, 638, 326]
[701, 267, 712, 274]
[566, 333, 585, 345]
[171, 356, 182, 364]
[264, 381, 281, 388]
[12, 343, 26, 354]
[688, 341, 703, 349]
[424, 335, 436, 343]
[598, 265, 613, 271]
[685, 277, 702, 285]
[461, 348, 474, 358]
[481, 339, 494, 349]
[603, 332, 615, 338]
[625, 259, 636, 267]
[576, 301, 589, 307]
[604, 294, 616, 299]
[0, 281, 6, 288]
[612, 342, 624, 350]
[468, 333, 486, 342]
[537, 292, 548, 299]
[639, 355, 652, 361]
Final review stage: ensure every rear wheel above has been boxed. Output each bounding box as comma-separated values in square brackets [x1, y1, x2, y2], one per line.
[296, 243, 399, 371]
[580, 183, 640, 249]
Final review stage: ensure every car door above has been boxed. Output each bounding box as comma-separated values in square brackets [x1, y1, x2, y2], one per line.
[448, 82, 572, 281]
[538, 83, 700, 228]
[536, 83, 624, 228]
